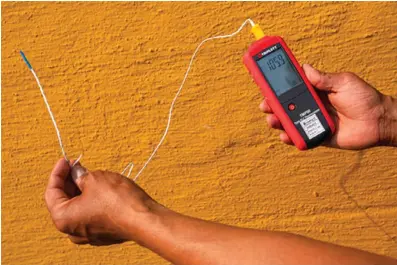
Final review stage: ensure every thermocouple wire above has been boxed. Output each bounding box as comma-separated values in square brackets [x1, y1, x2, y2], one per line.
[132, 18, 255, 181]
[20, 18, 257, 180]
[20, 51, 70, 163]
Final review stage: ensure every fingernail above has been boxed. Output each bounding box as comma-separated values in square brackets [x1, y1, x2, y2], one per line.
[71, 165, 87, 183]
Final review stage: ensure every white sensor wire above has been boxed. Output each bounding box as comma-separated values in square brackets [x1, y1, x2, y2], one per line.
[132, 18, 255, 181]
[23, 18, 255, 180]
[121, 162, 134, 178]
[31, 69, 70, 162]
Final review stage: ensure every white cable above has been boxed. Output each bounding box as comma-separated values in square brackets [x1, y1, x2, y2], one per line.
[132, 18, 255, 181]
[121, 163, 131, 175]
[121, 162, 134, 178]
[31, 69, 70, 162]
[24, 19, 255, 177]
[126, 163, 134, 178]
[72, 154, 83, 167]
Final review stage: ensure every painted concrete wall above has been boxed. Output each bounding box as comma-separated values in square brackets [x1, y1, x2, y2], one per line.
[2, 2, 397, 264]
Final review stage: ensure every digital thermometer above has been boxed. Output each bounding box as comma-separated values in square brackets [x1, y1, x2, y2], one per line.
[244, 34, 335, 150]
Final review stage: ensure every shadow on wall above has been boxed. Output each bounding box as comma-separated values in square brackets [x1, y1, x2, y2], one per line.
[339, 151, 397, 245]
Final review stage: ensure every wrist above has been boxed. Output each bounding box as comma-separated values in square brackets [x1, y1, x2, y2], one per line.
[379, 95, 397, 146]
[122, 198, 169, 244]
[123, 200, 201, 264]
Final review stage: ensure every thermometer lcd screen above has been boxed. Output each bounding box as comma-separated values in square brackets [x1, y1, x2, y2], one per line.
[257, 48, 303, 96]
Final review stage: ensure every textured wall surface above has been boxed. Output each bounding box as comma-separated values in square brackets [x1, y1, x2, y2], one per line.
[2, 2, 397, 264]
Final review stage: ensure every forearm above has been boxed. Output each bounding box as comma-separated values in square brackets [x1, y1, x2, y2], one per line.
[127, 203, 397, 265]
[380, 95, 397, 146]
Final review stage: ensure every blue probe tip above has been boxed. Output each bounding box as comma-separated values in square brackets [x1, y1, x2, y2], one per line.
[20, 50, 32, 70]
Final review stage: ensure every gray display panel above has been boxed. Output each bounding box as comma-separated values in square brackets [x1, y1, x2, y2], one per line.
[257, 49, 303, 96]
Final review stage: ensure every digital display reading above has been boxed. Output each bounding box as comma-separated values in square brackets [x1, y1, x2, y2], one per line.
[257, 48, 303, 96]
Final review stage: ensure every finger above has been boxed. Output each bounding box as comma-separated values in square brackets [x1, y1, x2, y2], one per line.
[259, 99, 273, 113]
[88, 235, 126, 246]
[64, 174, 81, 198]
[66, 160, 82, 197]
[303, 64, 339, 92]
[280, 132, 293, 145]
[320, 93, 338, 117]
[321, 118, 340, 149]
[90, 238, 125, 246]
[266, 114, 283, 130]
[70, 165, 88, 191]
[45, 158, 71, 212]
[68, 235, 89, 245]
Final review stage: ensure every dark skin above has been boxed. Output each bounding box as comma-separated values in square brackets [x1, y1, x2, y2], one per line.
[262, 64, 396, 149]
[45, 64, 397, 264]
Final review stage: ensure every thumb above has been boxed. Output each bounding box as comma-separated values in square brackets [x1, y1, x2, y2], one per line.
[303, 64, 339, 92]
[71, 164, 88, 191]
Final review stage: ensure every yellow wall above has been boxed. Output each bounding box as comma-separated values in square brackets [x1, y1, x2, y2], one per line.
[2, 2, 397, 264]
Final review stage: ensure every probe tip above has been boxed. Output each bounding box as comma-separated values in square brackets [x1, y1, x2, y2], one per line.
[20, 50, 33, 70]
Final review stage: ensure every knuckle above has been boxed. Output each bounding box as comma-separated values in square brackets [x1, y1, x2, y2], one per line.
[68, 236, 78, 244]
[44, 191, 49, 205]
[68, 235, 88, 245]
[319, 71, 332, 85]
[340, 72, 356, 83]
[54, 218, 70, 234]
[91, 170, 104, 176]
[44, 190, 54, 211]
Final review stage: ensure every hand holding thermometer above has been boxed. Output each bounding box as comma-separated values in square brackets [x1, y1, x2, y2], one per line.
[243, 24, 335, 150]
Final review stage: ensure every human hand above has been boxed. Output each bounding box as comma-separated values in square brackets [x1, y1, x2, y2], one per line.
[260, 64, 392, 150]
[44, 159, 158, 245]
[43, 162, 397, 265]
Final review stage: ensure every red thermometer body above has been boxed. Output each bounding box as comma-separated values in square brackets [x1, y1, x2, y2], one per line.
[243, 36, 335, 150]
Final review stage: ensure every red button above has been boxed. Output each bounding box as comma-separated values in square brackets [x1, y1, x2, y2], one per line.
[288, 103, 296, 111]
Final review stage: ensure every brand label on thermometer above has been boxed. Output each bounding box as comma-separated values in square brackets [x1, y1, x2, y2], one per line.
[299, 114, 325, 139]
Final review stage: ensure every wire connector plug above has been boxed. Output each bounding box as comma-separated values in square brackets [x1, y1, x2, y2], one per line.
[251, 24, 265, 40]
